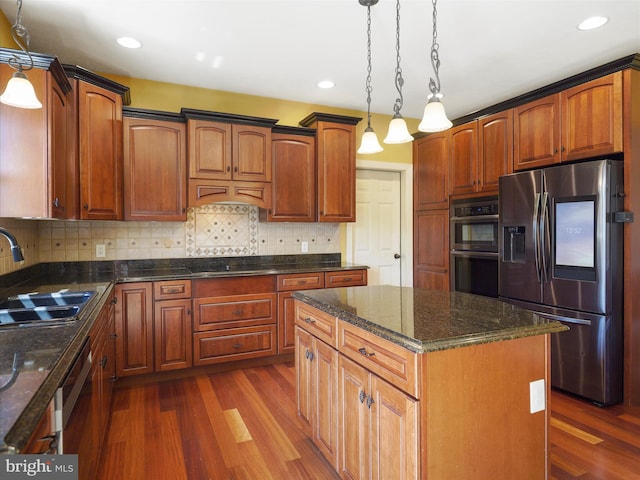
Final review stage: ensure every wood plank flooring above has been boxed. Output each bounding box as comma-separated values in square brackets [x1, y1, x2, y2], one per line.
[97, 361, 640, 480]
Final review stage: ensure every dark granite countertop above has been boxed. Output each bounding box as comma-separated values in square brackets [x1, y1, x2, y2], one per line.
[292, 285, 568, 353]
[0, 254, 366, 452]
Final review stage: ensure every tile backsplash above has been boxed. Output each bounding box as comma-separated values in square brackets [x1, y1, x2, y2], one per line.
[0, 204, 340, 275]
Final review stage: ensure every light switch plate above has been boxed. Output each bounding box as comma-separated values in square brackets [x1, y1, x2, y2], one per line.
[530, 379, 546, 414]
[96, 244, 106, 258]
[301, 241, 309, 253]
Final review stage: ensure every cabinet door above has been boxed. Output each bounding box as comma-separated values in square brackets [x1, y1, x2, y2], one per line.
[478, 110, 513, 192]
[278, 292, 297, 354]
[78, 81, 123, 220]
[114, 283, 153, 376]
[50, 77, 76, 219]
[413, 209, 449, 291]
[233, 125, 272, 182]
[414, 132, 449, 210]
[370, 376, 419, 480]
[513, 93, 561, 171]
[154, 299, 192, 371]
[295, 326, 313, 435]
[317, 121, 356, 222]
[562, 72, 622, 162]
[338, 355, 370, 480]
[188, 119, 232, 180]
[267, 133, 316, 221]
[449, 121, 478, 196]
[312, 336, 339, 469]
[124, 117, 187, 221]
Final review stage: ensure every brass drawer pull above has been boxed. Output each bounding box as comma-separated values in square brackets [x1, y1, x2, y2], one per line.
[232, 343, 243, 349]
[304, 317, 316, 324]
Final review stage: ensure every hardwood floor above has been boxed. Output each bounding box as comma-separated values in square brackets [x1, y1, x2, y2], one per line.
[97, 361, 640, 480]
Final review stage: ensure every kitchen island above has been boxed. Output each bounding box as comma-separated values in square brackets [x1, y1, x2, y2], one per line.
[292, 285, 568, 480]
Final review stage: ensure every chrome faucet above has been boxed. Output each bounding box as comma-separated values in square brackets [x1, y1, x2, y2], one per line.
[0, 227, 24, 262]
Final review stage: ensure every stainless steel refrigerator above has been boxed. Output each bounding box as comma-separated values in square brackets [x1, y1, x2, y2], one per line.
[499, 159, 624, 405]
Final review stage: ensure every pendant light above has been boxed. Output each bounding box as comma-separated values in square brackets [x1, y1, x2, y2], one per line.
[383, 0, 413, 144]
[357, 0, 383, 155]
[418, 0, 452, 132]
[0, 0, 42, 109]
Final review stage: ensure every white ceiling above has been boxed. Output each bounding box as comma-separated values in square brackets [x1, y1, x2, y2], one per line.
[1, 0, 639, 121]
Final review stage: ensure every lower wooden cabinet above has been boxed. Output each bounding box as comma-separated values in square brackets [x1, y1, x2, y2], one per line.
[338, 355, 418, 480]
[413, 209, 449, 290]
[115, 280, 191, 376]
[295, 325, 339, 470]
[21, 401, 56, 454]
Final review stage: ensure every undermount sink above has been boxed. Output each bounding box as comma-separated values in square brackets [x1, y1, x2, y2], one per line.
[0, 290, 95, 327]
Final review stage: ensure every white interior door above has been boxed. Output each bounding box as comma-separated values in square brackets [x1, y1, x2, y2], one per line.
[349, 169, 402, 286]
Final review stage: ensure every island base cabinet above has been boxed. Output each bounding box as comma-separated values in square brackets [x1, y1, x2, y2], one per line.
[338, 355, 418, 480]
[295, 326, 339, 470]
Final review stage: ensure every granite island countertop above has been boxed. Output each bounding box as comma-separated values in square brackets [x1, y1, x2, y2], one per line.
[292, 285, 568, 353]
[0, 254, 366, 452]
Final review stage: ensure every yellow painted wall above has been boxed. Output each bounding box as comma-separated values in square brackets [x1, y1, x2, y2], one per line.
[0, 8, 12, 46]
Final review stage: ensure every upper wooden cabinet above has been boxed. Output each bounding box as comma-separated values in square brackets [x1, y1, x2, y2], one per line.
[262, 126, 317, 222]
[448, 121, 478, 196]
[514, 72, 622, 171]
[562, 71, 622, 162]
[477, 110, 513, 191]
[182, 108, 278, 209]
[65, 66, 130, 220]
[0, 50, 73, 218]
[300, 113, 361, 223]
[123, 109, 187, 221]
[413, 132, 449, 210]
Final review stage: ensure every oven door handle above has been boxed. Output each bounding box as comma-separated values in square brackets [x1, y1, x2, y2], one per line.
[450, 250, 499, 258]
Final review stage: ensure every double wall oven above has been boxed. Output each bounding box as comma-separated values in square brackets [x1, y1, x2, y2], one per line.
[450, 196, 499, 297]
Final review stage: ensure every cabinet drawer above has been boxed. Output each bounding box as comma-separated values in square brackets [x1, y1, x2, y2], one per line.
[193, 325, 276, 365]
[338, 320, 419, 398]
[194, 293, 276, 331]
[277, 272, 325, 291]
[153, 279, 192, 300]
[325, 269, 367, 288]
[295, 301, 338, 348]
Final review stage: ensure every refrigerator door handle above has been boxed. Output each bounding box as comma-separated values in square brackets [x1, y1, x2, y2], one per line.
[540, 191, 550, 282]
[533, 192, 542, 283]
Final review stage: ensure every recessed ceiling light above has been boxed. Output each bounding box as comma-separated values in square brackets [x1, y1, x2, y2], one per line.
[577, 16, 608, 31]
[117, 36, 142, 49]
[317, 80, 335, 89]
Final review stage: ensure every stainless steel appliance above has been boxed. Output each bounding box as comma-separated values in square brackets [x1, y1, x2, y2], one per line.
[450, 196, 499, 298]
[499, 159, 624, 404]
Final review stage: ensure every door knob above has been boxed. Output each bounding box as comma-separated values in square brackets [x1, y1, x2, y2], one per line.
[394, 253, 401, 259]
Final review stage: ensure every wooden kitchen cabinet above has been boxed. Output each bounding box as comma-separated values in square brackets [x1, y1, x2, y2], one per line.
[123, 109, 187, 221]
[449, 121, 478, 196]
[295, 308, 340, 469]
[153, 279, 192, 371]
[192, 276, 277, 365]
[262, 126, 317, 222]
[477, 109, 513, 191]
[514, 71, 622, 171]
[561, 71, 622, 162]
[413, 209, 449, 291]
[183, 109, 278, 209]
[338, 355, 418, 480]
[115, 282, 153, 376]
[21, 401, 56, 454]
[413, 132, 449, 210]
[72, 76, 126, 220]
[299, 113, 361, 222]
[0, 51, 74, 218]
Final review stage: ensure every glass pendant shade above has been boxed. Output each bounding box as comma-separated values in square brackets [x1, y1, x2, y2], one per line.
[358, 127, 384, 154]
[0, 71, 42, 109]
[418, 96, 452, 132]
[384, 114, 414, 144]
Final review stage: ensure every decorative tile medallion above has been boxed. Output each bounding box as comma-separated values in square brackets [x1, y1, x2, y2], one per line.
[186, 204, 258, 257]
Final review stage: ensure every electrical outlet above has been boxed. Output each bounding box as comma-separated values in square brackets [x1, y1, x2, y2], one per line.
[96, 244, 106, 258]
[529, 379, 546, 413]
[301, 241, 309, 253]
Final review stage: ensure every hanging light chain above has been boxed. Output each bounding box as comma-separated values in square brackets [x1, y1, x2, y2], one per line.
[364, 4, 374, 128]
[428, 0, 442, 96]
[8, 0, 35, 72]
[392, 0, 404, 116]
